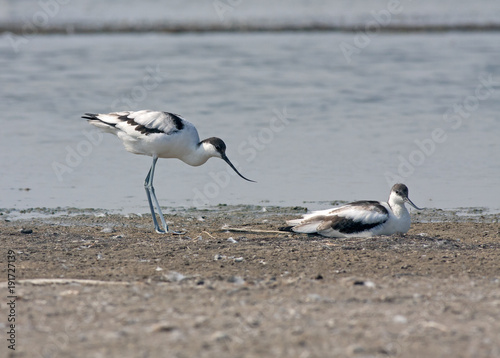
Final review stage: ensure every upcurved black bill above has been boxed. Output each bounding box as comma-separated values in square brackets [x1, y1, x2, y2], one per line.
[405, 197, 423, 210]
[222, 155, 256, 183]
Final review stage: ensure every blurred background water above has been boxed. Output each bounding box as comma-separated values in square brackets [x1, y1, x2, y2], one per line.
[1, 0, 499, 213]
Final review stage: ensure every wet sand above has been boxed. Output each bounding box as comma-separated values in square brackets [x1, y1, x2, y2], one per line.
[1, 206, 500, 357]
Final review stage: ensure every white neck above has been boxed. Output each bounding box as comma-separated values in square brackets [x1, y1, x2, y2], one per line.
[181, 142, 215, 166]
[388, 193, 410, 219]
[390, 202, 409, 219]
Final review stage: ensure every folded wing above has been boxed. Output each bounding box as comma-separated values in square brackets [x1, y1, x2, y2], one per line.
[287, 201, 389, 237]
[84, 110, 187, 137]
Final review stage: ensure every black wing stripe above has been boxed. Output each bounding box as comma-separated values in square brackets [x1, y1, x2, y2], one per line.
[117, 114, 164, 135]
[81, 113, 117, 127]
[329, 216, 387, 234]
[165, 112, 185, 131]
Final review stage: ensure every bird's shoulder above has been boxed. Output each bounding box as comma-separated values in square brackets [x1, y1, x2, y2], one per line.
[321, 200, 389, 223]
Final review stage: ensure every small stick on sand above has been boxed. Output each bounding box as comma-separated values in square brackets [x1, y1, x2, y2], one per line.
[0, 278, 133, 287]
[223, 227, 289, 234]
[202, 231, 216, 239]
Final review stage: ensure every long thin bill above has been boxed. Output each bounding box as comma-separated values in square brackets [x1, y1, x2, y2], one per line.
[222, 155, 256, 182]
[405, 197, 423, 210]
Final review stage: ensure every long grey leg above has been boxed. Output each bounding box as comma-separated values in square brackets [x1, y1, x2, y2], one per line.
[144, 155, 168, 233]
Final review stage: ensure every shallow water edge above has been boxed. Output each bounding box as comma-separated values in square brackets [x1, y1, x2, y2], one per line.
[1, 205, 499, 225]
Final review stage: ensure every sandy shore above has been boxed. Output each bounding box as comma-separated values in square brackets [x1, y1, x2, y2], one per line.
[1, 206, 500, 357]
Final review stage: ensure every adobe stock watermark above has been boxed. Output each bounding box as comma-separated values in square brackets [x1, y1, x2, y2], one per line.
[36, 304, 97, 358]
[52, 129, 103, 182]
[4, 0, 70, 53]
[442, 73, 497, 130]
[52, 65, 164, 182]
[110, 65, 164, 110]
[385, 73, 497, 184]
[192, 107, 291, 206]
[213, 0, 243, 22]
[339, 0, 412, 64]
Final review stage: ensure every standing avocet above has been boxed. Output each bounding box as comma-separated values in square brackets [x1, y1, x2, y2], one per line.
[83, 110, 255, 234]
[283, 184, 422, 238]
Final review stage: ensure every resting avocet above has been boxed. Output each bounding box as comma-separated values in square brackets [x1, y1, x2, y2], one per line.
[283, 184, 422, 238]
[82, 110, 255, 234]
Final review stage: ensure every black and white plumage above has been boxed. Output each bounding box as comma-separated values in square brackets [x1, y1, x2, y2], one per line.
[284, 184, 422, 238]
[82, 110, 254, 234]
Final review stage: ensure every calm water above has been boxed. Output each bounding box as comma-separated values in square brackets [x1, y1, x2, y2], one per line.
[1, 2, 499, 213]
[2, 0, 500, 29]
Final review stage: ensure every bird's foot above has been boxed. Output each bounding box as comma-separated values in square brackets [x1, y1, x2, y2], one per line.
[154, 227, 185, 235]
